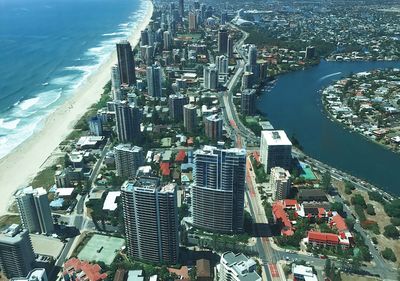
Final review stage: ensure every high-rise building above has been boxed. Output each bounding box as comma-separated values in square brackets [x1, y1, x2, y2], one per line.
[188, 11, 197, 32]
[219, 252, 262, 281]
[216, 55, 228, 74]
[10, 268, 48, 281]
[179, 0, 184, 18]
[111, 65, 122, 100]
[193, 1, 200, 10]
[121, 178, 179, 264]
[305, 46, 316, 60]
[0, 225, 35, 279]
[203, 64, 218, 90]
[227, 35, 234, 59]
[168, 94, 189, 122]
[183, 104, 197, 133]
[88, 116, 103, 136]
[140, 29, 149, 46]
[193, 146, 246, 233]
[204, 114, 223, 141]
[241, 71, 254, 90]
[241, 89, 256, 116]
[146, 64, 163, 98]
[218, 28, 228, 54]
[16, 187, 54, 235]
[114, 144, 144, 179]
[114, 100, 142, 143]
[248, 44, 257, 66]
[260, 130, 292, 173]
[163, 31, 172, 50]
[145, 45, 154, 66]
[116, 40, 136, 86]
[270, 167, 291, 200]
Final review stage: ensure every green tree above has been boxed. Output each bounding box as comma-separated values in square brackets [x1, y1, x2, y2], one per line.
[366, 204, 376, 216]
[383, 225, 400, 239]
[321, 171, 332, 193]
[384, 199, 400, 217]
[381, 248, 397, 262]
[351, 194, 367, 208]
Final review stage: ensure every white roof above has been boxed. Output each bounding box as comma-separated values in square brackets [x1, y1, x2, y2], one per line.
[103, 191, 121, 211]
[261, 130, 292, 146]
[56, 188, 75, 197]
[292, 265, 318, 281]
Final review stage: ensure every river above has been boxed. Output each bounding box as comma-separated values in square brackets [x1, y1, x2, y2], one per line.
[257, 60, 400, 196]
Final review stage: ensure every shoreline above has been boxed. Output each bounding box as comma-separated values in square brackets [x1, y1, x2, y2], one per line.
[0, 0, 154, 217]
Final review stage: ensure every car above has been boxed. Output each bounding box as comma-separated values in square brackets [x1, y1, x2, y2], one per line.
[320, 255, 327, 259]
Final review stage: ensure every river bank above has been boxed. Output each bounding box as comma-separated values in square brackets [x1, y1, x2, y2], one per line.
[0, 0, 154, 217]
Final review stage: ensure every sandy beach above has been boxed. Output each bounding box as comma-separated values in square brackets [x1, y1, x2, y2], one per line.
[0, 0, 153, 216]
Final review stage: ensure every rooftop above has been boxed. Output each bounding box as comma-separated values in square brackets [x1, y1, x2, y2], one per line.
[261, 130, 292, 146]
[103, 191, 121, 211]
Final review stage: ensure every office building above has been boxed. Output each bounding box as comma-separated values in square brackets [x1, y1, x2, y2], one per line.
[270, 167, 291, 200]
[88, 116, 103, 136]
[179, 0, 184, 18]
[114, 100, 142, 143]
[193, 146, 246, 233]
[168, 94, 189, 122]
[163, 31, 172, 50]
[16, 187, 54, 235]
[11, 268, 48, 281]
[183, 104, 197, 133]
[218, 28, 228, 54]
[260, 130, 292, 173]
[219, 252, 261, 281]
[188, 11, 197, 32]
[227, 35, 234, 59]
[240, 89, 256, 116]
[146, 64, 162, 98]
[203, 64, 218, 90]
[0, 225, 35, 279]
[204, 114, 223, 141]
[114, 144, 144, 179]
[121, 178, 179, 264]
[111, 65, 122, 100]
[116, 40, 136, 86]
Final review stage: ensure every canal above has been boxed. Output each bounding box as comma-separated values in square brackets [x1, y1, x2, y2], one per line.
[257, 60, 400, 196]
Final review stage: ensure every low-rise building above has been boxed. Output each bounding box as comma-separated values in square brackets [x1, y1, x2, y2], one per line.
[63, 258, 107, 281]
[219, 252, 261, 281]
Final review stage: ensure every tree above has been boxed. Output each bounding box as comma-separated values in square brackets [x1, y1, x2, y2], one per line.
[384, 199, 400, 217]
[351, 194, 367, 208]
[345, 217, 355, 231]
[344, 181, 355, 195]
[321, 171, 332, 193]
[383, 225, 400, 239]
[391, 217, 400, 226]
[381, 248, 397, 262]
[366, 204, 376, 215]
[331, 202, 344, 215]
[325, 259, 332, 277]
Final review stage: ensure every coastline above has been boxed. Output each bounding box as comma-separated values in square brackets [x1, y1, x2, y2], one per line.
[0, 0, 154, 217]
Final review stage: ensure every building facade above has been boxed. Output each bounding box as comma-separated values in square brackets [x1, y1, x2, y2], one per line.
[269, 167, 291, 200]
[193, 146, 246, 233]
[260, 130, 292, 173]
[218, 28, 228, 54]
[240, 89, 256, 116]
[121, 178, 179, 264]
[116, 40, 136, 86]
[219, 252, 261, 281]
[204, 114, 223, 141]
[114, 100, 142, 143]
[146, 64, 163, 98]
[16, 187, 54, 235]
[0, 225, 35, 279]
[168, 94, 189, 122]
[114, 144, 144, 179]
[183, 104, 197, 133]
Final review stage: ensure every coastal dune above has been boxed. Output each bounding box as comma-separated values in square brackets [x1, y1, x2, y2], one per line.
[0, 0, 153, 216]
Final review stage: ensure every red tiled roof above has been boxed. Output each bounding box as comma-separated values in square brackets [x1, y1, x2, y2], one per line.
[308, 231, 338, 244]
[175, 150, 186, 162]
[187, 137, 194, 145]
[272, 202, 293, 236]
[160, 162, 171, 176]
[64, 258, 107, 281]
[283, 199, 298, 207]
[330, 214, 348, 232]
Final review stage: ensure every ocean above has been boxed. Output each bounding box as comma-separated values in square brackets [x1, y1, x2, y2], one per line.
[0, 0, 148, 159]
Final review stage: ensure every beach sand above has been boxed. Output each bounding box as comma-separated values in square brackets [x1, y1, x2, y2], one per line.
[0, 0, 153, 216]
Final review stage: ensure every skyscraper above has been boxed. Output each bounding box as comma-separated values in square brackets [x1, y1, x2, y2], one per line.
[248, 44, 257, 66]
[203, 64, 218, 90]
[121, 178, 179, 264]
[114, 144, 144, 179]
[183, 104, 197, 133]
[168, 94, 189, 122]
[179, 0, 184, 18]
[114, 100, 142, 143]
[16, 187, 54, 235]
[193, 146, 246, 233]
[260, 130, 292, 173]
[116, 40, 136, 86]
[146, 64, 163, 98]
[140, 29, 149, 46]
[0, 225, 35, 279]
[218, 28, 228, 54]
[204, 114, 223, 141]
[163, 31, 172, 50]
[89, 116, 103, 136]
[241, 89, 256, 116]
[111, 65, 121, 100]
[188, 11, 197, 32]
[227, 35, 234, 59]
[270, 167, 291, 200]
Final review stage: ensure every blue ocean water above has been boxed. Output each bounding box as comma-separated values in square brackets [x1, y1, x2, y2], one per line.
[0, 0, 148, 159]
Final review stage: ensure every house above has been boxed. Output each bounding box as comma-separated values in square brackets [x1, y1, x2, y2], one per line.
[63, 258, 107, 281]
[272, 201, 294, 236]
[297, 189, 328, 202]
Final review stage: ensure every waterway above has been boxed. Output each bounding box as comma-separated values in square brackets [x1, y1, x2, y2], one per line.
[257, 60, 400, 196]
